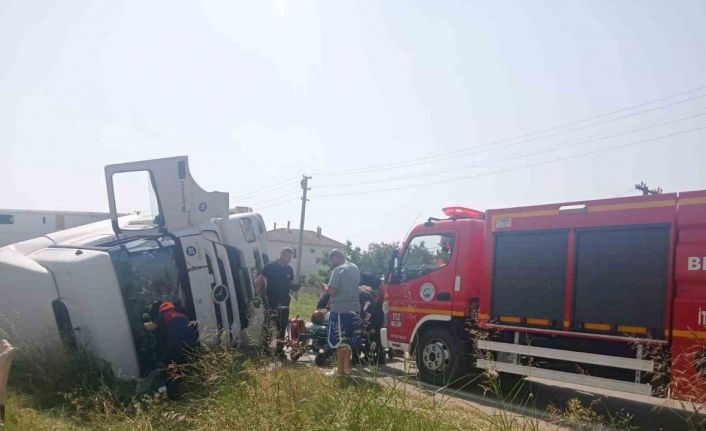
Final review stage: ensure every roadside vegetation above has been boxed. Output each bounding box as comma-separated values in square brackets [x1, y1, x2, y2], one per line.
[289, 291, 320, 321]
[4, 306, 704, 430]
[8, 338, 706, 430]
[3, 343, 554, 431]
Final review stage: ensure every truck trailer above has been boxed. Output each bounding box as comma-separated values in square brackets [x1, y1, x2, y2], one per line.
[382, 191, 706, 398]
[0, 156, 269, 379]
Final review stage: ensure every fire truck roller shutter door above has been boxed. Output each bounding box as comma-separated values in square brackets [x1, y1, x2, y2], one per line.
[573, 225, 669, 337]
[491, 230, 568, 328]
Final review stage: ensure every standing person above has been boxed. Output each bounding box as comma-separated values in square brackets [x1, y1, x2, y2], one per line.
[322, 249, 361, 376]
[255, 248, 295, 358]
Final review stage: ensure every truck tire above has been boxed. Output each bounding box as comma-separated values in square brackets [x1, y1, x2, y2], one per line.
[415, 326, 464, 386]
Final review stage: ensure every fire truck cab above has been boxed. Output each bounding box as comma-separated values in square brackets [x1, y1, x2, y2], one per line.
[383, 192, 706, 397]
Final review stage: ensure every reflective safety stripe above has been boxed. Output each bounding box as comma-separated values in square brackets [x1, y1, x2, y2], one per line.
[526, 318, 551, 326]
[678, 197, 706, 206]
[583, 322, 612, 331]
[490, 199, 676, 231]
[671, 329, 706, 339]
[617, 325, 649, 335]
[588, 200, 675, 213]
[387, 305, 464, 317]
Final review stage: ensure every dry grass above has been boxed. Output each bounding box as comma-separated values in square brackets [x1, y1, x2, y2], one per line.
[6, 333, 705, 430]
[1, 344, 536, 431]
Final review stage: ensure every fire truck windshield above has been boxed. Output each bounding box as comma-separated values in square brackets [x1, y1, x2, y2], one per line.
[399, 234, 454, 282]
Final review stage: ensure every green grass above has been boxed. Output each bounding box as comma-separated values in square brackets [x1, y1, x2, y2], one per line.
[289, 291, 320, 320]
[2, 323, 652, 431]
[3, 345, 535, 431]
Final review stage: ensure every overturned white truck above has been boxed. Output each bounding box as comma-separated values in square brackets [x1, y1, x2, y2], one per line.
[0, 156, 269, 378]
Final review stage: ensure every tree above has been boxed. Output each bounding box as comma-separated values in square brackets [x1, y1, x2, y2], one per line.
[358, 241, 399, 276]
[308, 240, 399, 285]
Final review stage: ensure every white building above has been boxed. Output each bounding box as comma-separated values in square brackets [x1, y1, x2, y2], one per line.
[0, 209, 112, 247]
[267, 226, 346, 284]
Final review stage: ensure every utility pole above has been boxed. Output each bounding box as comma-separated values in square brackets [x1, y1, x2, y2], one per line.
[295, 175, 312, 288]
[635, 181, 663, 196]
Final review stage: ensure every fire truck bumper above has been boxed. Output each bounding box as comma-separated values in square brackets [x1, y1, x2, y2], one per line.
[380, 327, 389, 350]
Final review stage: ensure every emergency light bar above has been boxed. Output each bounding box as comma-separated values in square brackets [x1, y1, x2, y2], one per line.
[442, 207, 485, 220]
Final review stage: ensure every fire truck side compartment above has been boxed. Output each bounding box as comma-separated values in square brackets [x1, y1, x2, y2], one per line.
[491, 230, 568, 326]
[572, 224, 669, 336]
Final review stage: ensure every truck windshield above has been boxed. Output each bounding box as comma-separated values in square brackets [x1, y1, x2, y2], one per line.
[110, 236, 193, 375]
[400, 234, 454, 282]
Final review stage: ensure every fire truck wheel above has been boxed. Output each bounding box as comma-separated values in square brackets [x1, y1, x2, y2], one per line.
[416, 327, 461, 386]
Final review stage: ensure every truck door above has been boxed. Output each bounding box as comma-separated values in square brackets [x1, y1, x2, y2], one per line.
[388, 233, 457, 345]
[104, 156, 229, 238]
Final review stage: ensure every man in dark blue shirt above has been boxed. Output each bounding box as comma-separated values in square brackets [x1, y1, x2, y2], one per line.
[256, 248, 295, 358]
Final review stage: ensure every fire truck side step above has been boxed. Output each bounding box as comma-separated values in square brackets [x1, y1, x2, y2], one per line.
[477, 340, 654, 372]
[475, 359, 653, 395]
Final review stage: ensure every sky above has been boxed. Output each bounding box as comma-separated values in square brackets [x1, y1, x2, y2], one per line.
[2, 0, 706, 247]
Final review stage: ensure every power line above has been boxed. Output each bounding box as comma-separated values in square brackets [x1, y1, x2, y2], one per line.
[244, 191, 303, 206]
[316, 92, 706, 177]
[614, 188, 638, 198]
[242, 84, 706, 202]
[232, 176, 300, 200]
[313, 85, 706, 177]
[310, 125, 706, 198]
[257, 197, 300, 210]
[233, 182, 299, 200]
[314, 109, 706, 189]
[244, 84, 706, 206]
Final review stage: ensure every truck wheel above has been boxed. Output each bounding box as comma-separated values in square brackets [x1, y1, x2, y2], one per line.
[415, 327, 462, 386]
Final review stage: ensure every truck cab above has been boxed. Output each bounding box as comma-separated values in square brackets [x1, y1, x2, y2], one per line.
[0, 156, 267, 379]
[383, 207, 485, 383]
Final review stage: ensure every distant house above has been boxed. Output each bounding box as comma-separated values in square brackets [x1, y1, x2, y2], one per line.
[0, 209, 113, 247]
[267, 226, 346, 284]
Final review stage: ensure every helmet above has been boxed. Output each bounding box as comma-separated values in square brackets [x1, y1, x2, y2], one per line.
[159, 301, 175, 314]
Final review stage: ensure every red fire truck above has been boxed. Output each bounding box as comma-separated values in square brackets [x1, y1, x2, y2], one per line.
[381, 190, 706, 397]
